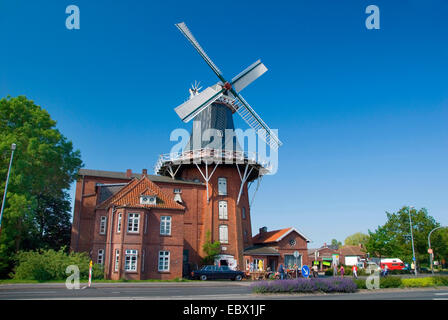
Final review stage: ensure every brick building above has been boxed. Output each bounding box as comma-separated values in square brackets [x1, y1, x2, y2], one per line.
[243, 227, 311, 272]
[70, 99, 309, 279]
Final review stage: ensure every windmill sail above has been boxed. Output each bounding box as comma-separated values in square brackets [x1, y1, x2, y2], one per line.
[231, 60, 268, 93]
[229, 91, 283, 150]
[175, 83, 224, 123]
[175, 22, 225, 83]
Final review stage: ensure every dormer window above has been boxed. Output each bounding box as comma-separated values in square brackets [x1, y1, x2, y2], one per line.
[140, 195, 157, 205]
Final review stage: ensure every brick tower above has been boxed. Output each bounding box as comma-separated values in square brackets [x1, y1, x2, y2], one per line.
[155, 99, 269, 270]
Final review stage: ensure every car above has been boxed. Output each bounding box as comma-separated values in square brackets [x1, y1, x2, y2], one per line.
[192, 265, 245, 281]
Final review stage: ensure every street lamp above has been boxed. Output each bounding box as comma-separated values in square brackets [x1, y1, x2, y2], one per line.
[0, 143, 16, 233]
[428, 226, 447, 275]
[408, 206, 417, 276]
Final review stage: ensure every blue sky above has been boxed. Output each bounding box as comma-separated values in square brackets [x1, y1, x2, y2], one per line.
[1, 0, 447, 247]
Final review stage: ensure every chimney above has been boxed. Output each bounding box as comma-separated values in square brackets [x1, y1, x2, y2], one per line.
[324, 242, 327, 247]
[126, 169, 132, 178]
[259, 226, 267, 234]
[142, 169, 148, 176]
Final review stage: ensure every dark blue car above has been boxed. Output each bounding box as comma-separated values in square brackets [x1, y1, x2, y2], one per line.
[192, 265, 244, 281]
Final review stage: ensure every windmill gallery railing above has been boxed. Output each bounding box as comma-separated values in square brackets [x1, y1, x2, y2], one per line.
[154, 148, 273, 176]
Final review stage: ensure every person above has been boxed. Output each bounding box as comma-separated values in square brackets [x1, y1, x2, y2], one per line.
[333, 264, 337, 277]
[312, 264, 319, 278]
[352, 265, 358, 279]
[340, 265, 345, 278]
[384, 264, 389, 277]
[258, 260, 263, 272]
[279, 264, 285, 280]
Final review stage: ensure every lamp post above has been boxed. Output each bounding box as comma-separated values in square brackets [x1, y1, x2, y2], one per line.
[408, 206, 417, 276]
[428, 226, 447, 275]
[0, 143, 16, 233]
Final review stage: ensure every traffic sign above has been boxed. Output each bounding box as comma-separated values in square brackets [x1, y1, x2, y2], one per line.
[293, 251, 300, 258]
[428, 248, 433, 254]
[301, 265, 310, 278]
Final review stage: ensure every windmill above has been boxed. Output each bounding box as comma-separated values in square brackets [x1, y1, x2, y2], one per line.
[155, 21, 280, 206]
[173, 22, 282, 151]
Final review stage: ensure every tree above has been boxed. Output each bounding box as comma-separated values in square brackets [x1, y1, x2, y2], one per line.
[0, 96, 82, 277]
[202, 230, 221, 265]
[344, 232, 370, 246]
[365, 206, 447, 267]
[330, 239, 342, 248]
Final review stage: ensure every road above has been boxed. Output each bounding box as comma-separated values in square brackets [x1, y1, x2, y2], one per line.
[0, 281, 447, 300]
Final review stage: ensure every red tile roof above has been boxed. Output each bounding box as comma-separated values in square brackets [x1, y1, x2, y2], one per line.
[252, 228, 293, 244]
[339, 245, 366, 256]
[97, 175, 185, 210]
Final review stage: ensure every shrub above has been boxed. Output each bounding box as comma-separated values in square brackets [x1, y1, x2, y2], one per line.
[433, 276, 448, 286]
[380, 276, 402, 288]
[354, 279, 367, 289]
[251, 278, 357, 294]
[401, 277, 435, 288]
[13, 248, 104, 282]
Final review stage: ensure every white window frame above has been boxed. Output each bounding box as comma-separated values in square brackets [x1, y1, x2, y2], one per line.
[218, 201, 228, 220]
[117, 213, 122, 233]
[218, 177, 227, 196]
[125, 249, 138, 272]
[99, 216, 107, 235]
[97, 249, 104, 265]
[158, 251, 170, 272]
[127, 213, 140, 233]
[219, 225, 228, 244]
[114, 249, 120, 272]
[160, 216, 172, 235]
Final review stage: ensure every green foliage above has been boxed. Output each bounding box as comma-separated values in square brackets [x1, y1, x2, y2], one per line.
[400, 277, 448, 288]
[344, 232, 370, 246]
[0, 96, 83, 276]
[380, 276, 402, 288]
[365, 206, 448, 267]
[201, 230, 221, 265]
[13, 248, 103, 282]
[354, 279, 366, 289]
[331, 239, 342, 247]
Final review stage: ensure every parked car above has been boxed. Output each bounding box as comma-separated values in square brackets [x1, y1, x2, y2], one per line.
[192, 265, 245, 281]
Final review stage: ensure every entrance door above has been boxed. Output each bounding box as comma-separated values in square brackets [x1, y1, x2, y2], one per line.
[268, 258, 277, 272]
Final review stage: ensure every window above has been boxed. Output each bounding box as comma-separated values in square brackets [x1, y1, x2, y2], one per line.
[158, 251, 170, 272]
[114, 249, 120, 272]
[160, 216, 172, 235]
[125, 249, 138, 272]
[284, 254, 302, 269]
[242, 207, 246, 219]
[97, 249, 104, 265]
[218, 201, 228, 220]
[219, 225, 228, 243]
[127, 213, 140, 233]
[218, 177, 227, 195]
[99, 216, 107, 235]
[117, 213, 122, 233]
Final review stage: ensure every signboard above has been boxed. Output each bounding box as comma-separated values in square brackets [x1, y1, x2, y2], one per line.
[428, 248, 433, 254]
[301, 265, 310, 278]
[293, 251, 300, 258]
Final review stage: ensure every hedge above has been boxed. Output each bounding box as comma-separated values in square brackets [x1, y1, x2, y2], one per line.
[251, 278, 357, 294]
[13, 248, 104, 282]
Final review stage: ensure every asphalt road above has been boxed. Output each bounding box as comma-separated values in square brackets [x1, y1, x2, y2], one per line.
[0, 282, 447, 300]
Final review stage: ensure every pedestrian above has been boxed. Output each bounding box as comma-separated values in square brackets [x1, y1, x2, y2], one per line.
[333, 264, 337, 277]
[312, 264, 319, 278]
[384, 264, 389, 277]
[279, 264, 285, 280]
[340, 265, 344, 278]
[352, 265, 358, 279]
